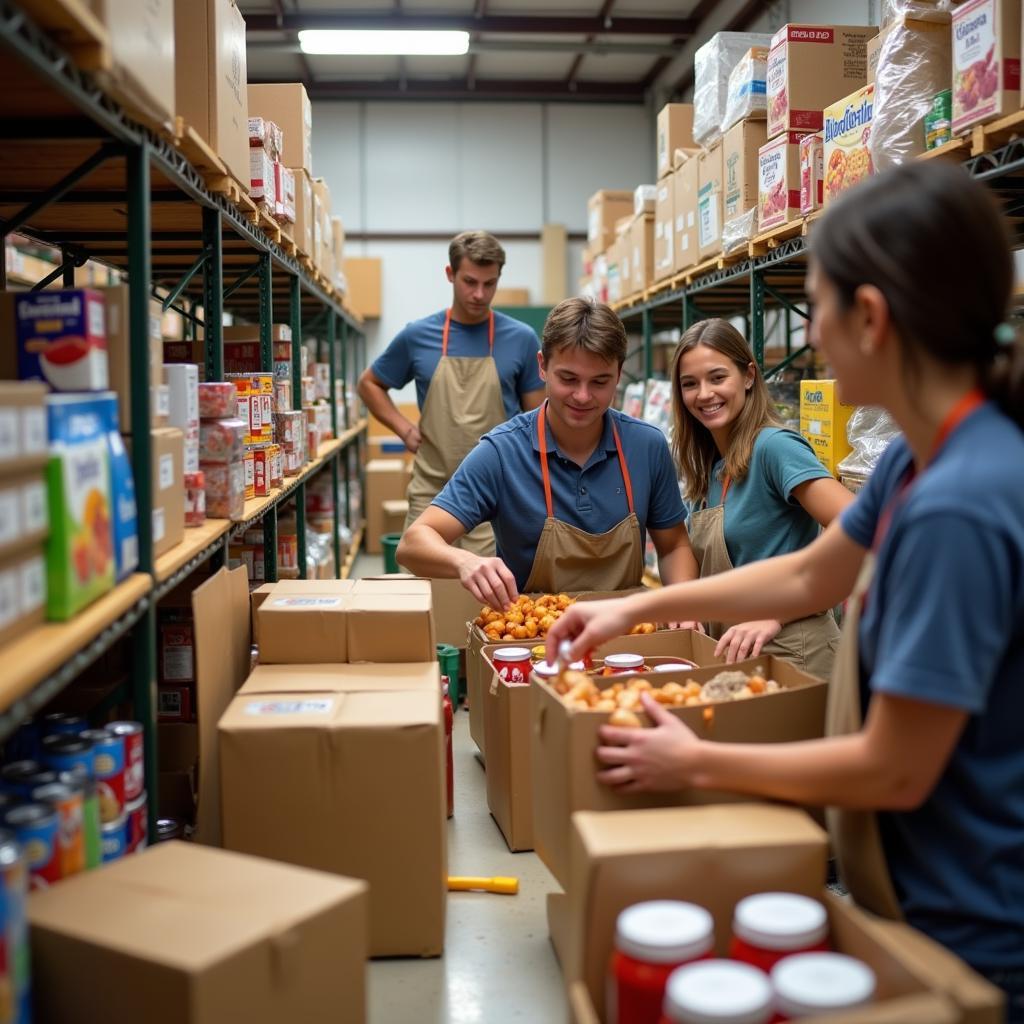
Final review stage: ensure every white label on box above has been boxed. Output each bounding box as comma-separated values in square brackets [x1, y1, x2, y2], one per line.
[0, 412, 17, 461]
[244, 698, 334, 716]
[159, 453, 174, 491]
[682, 235, 690, 252]
[184, 440, 199, 476]
[155, 385, 170, 417]
[655, 221, 663, 240]
[0, 568, 16, 628]
[163, 646, 194, 682]
[153, 507, 166, 543]
[22, 481, 47, 534]
[808, 420, 823, 435]
[22, 408, 46, 455]
[699, 193, 720, 247]
[675, 214, 685, 232]
[687, 211, 695, 228]
[271, 596, 343, 608]
[0, 491, 19, 546]
[20, 557, 44, 613]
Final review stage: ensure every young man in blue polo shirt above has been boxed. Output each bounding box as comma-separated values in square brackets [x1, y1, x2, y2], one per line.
[357, 231, 545, 556]
[397, 297, 700, 610]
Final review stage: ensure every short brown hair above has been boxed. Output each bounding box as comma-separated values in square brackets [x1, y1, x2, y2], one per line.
[541, 298, 627, 367]
[448, 231, 506, 272]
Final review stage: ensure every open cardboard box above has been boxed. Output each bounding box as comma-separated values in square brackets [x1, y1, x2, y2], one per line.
[563, 804, 1001, 1024]
[480, 630, 720, 854]
[531, 656, 827, 887]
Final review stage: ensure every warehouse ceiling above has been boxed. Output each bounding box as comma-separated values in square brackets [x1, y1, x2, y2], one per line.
[240, 0, 769, 103]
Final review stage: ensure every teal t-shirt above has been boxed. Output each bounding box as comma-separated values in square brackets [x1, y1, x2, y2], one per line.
[690, 427, 831, 568]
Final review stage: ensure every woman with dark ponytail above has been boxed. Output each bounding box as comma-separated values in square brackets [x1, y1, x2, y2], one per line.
[548, 160, 1024, 1017]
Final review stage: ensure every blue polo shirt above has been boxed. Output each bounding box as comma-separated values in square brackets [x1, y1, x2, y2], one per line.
[370, 309, 543, 418]
[433, 407, 686, 588]
[840, 402, 1024, 971]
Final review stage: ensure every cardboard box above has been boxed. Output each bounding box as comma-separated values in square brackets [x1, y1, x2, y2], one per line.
[653, 180, 674, 283]
[429, 577, 480, 650]
[766, 25, 877, 139]
[867, 25, 885, 84]
[149, 427, 185, 559]
[104, 287, 164, 433]
[290, 167, 314, 258]
[239, 660, 440, 698]
[697, 142, 724, 261]
[247, 83, 313, 175]
[656, 103, 695, 179]
[0, 380, 47, 479]
[312, 177, 332, 275]
[671, 155, 701, 275]
[723, 119, 767, 222]
[28, 841, 369, 1024]
[258, 587, 351, 664]
[0, 472, 47, 563]
[493, 288, 530, 306]
[0, 545, 45, 647]
[219, 672, 446, 957]
[542, 223, 568, 305]
[531, 655, 827, 887]
[587, 190, 634, 255]
[346, 589, 435, 664]
[175, 0, 249, 189]
[758, 132, 804, 231]
[800, 132, 824, 215]
[800, 379, 854, 476]
[952, 0, 1021, 134]
[823, 84, 875, 206]
[382, 497, 408, 535]
[365, 458, 408, 554]
[628, 214, 655, 293]
[344, 257, 382, 320]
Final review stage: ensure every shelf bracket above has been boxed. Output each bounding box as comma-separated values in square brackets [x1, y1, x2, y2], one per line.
[162, 249, 210, 312]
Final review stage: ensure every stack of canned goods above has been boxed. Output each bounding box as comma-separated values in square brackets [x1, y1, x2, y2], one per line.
[1, 714, 148, 890]
[0, 827, 31, 1023]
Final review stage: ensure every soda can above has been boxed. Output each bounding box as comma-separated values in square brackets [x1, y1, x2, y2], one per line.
[59, 768, 101, 870]
[154, 818, 184, 843]
[41, 734, 94, 778]
[106, 721, 144, 803]
[2, 804, 59, 890]
[31, 782, 84, 879]
[79, 729, 125, 823]
[0, 762, 51, 801]
[0, 831, 30, 1024]
[5, 722, 40, 764]
[125, 792, 147, 854]
[100, 814, 128, 864]
[40, 712, 88, 737]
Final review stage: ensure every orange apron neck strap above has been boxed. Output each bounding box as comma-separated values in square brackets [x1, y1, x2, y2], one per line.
[611, 419, 635, 515]
[537, 403, 554, 518]
[442, 308, 495, 357]
[720, 474, 732, 505]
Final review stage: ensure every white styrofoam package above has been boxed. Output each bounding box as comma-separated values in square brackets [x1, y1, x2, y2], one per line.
[693, 31, 773, 147]
[721, 46, 769, 134]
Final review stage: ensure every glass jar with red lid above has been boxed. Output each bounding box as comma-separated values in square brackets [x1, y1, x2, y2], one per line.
[492, 647, 533, 684]
[660, 960, 773, 1024]
[730, 893, 829, 973]
[603, 653, 646, 675]
[609, 900, 714, 1024]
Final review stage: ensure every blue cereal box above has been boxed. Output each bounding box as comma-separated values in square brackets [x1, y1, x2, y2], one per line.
[14, 289, 108, 391]
[96, 395, 139, 580]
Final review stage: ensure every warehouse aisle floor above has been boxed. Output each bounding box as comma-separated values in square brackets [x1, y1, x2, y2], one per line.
[353, 554, 569, 1022]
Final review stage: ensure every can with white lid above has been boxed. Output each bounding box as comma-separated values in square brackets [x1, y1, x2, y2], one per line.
[730, 892, 829, 972]
[770, 952, 875, 1019]
[609, 900, 714, 1024]
[660, 959, 773, 1024]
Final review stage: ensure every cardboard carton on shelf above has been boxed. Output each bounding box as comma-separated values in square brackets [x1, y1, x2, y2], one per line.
[247, 82, 313, 175]
[587, 190, 634, 256]
[697, 141, 724, 261]
[0, 472, 48, 563]
[0, 544, 45, 647]
[656, 103, 696, 179]
[628, 214, 655, 294]
[28, 841, 369, 1024]
[672, 154, 701, 275]
[653, 179, 674, 284]
[364, 457, 409, 554]
[344, 257, 382, 320]
[531, 655, 828, 887]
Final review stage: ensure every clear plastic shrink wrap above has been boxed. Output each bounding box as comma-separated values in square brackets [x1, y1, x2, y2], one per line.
[837, 406, 900, 477]
[721, 46, 769, 134]
[693, 31, 772, 147]
[870, 1, 953, 171]
[722, 209, 758, 255]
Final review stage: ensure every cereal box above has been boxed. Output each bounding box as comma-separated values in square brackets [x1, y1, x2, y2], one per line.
[823, 84, 874, 206]
[800, 133, 824, 215]
[951, 0, 1021, 134]
[758, 133, 804, 230]
[800, 380, 854, 476]
[15, 289, 108, 392]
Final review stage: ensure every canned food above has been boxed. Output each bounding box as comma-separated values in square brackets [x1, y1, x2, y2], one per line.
[78, 729, 125, 823]
[155, 817, 185, 843]
[125, 792, 148, 854]
[59, 768, 101, 870]
[106, 721, 144, 803]
[41, 734, 94, 777]
[3, 804, 59, 889]
[100, 814, 128, 864]
[0, 830, 30, 1023]
[0, 762, 50, 800]
[31, 782, 85, 878]
[40, 712, 88, 736]
[492, 647, 533, 685]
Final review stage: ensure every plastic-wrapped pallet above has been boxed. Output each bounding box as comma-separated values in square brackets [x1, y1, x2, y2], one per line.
[722, 209, 758, 255]
[621, 381, 646, 419]
[694, 31, 772, 147]
[642, 379, 674, 440]
[870, 1, 953, 171]
[721, 46, 769, 134]
[837, 406, 900, 481]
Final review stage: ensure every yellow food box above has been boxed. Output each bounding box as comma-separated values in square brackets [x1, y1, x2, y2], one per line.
[800, 379, 854, 476]
[823, 83, 874, 207]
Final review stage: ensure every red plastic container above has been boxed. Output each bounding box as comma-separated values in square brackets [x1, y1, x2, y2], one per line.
[492, 646, 532, 685]
[442, 680, 454, 819]
[730, 893, 829, 973]
[660, 960, 773, 1024]
[770, 952, 875, 1020]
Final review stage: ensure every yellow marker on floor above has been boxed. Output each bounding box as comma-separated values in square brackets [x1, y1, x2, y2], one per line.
[447, 875, 519, 895]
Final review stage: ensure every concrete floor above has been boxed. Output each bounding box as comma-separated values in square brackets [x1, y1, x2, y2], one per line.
[354, 554, 569, 1023]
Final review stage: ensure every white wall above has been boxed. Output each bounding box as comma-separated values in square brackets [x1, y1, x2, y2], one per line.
[312, 101, 654, 401]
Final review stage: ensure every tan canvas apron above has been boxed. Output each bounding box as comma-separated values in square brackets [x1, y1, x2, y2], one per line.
[403, 308, 506, 556]
[522, 404, 645, 594]
[687, 474, 840, 680]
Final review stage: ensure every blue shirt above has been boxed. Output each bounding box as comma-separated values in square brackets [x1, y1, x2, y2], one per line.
[840, 403, 1024, 970]
[370, 309, 543, 418]
[695, 427, 831, 567]
[433, 407, 687, 589]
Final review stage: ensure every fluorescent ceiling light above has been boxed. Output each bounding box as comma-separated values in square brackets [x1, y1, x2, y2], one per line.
[298, 29, 470, 56]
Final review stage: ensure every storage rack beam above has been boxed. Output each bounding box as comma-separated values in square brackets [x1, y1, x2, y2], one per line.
[162, 250, 210, 312]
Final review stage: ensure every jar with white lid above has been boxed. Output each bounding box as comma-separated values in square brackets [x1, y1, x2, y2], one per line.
[609, 900, 714, 1024]
[653, 662, 697, 673]
[604, 653, 646, 675]
[730, 893, 829, 972]
[533, 660, 586, 678]
[770, 952, 875, 1019]
[492, 647, 532, 684]
[660, 960, 773, 1024]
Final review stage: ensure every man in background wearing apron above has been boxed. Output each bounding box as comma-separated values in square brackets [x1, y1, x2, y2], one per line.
[397, 298, 701, 610]
[357, 231, 545, 556]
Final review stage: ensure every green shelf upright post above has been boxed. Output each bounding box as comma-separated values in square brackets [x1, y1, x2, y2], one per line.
[750, 267, 766, 371]
[126, 141, 158, 837]
[327, 312, 341, 576]
[642, 308, 653, 383]
[202, 206, 223, 382]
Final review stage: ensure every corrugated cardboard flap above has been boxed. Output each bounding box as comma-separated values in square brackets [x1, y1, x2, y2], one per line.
[240, 662, 440, 696]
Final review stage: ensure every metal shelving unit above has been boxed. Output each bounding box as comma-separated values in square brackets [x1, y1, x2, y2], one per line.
[0, 2, 370, 829]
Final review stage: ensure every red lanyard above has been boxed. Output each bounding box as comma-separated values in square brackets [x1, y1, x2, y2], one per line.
[871, 388, 986, 552]
[442, 308, 494, 356]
